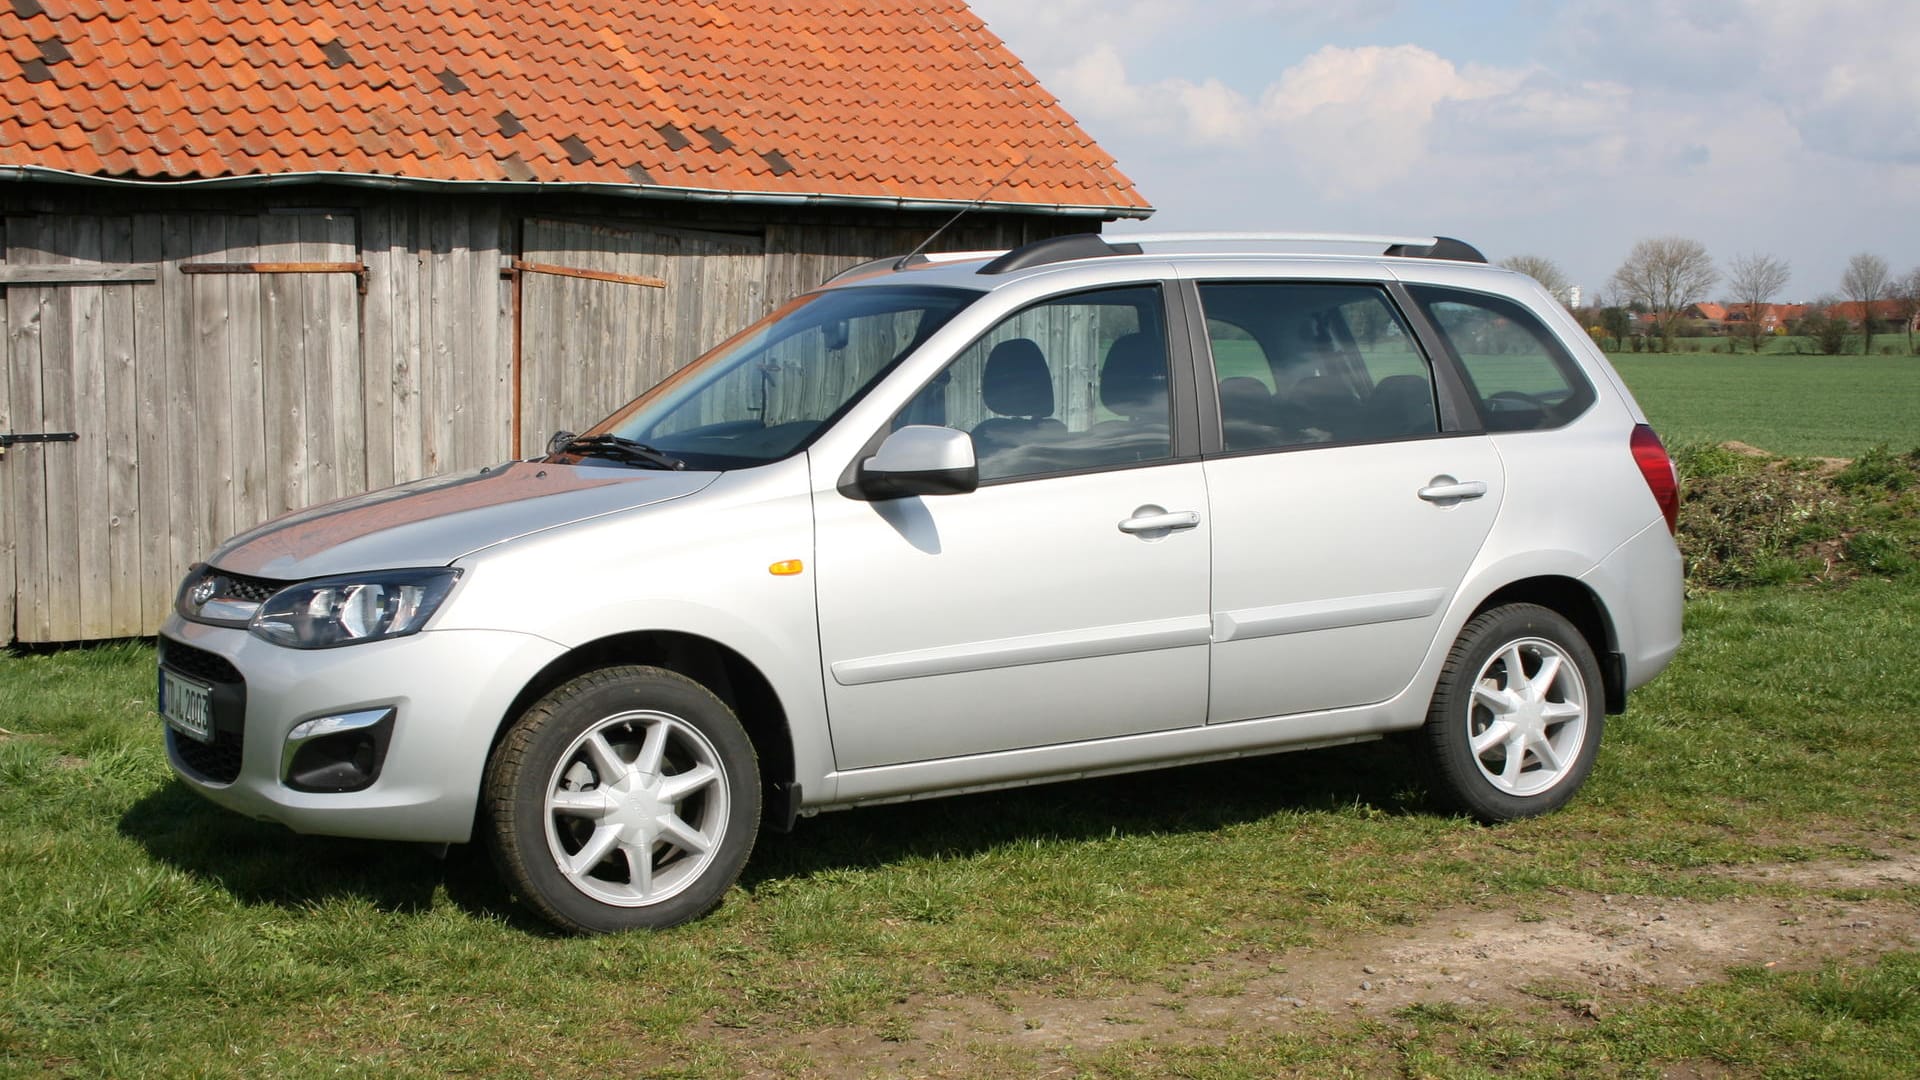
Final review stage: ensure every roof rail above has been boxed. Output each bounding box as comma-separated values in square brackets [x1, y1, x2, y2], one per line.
[829, 231, 1489, 285]
[1381, 236, 1487, 263]
[1120, 231, 1488, 264]
[973, 231, 1487, 275]
[977, 233, 1142, 274]
[1120, 230, 1435, 248]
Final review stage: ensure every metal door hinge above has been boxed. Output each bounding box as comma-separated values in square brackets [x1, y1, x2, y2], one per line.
[0, 431, 79, 448]
[179, 261, 369, 296]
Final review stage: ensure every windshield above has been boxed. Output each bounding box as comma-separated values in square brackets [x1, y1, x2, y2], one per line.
[575, 285, 980, 469]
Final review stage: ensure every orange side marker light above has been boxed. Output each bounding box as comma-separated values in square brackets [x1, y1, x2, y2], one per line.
[769, 559, 805, 576]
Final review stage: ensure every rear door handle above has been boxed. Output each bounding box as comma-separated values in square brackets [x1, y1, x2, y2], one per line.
[1118, 509, 1201, 534]
[1417, 478, 1488, 503]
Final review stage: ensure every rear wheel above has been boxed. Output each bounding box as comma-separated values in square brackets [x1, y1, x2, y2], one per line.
[1422, 604, 1603, 822]
[484, 666, 760, 933]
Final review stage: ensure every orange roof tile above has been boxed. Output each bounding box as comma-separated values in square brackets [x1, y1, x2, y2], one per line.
[0, 0, 1149, 216]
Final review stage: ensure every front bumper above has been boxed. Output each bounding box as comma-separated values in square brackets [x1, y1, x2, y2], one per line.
[159, 615, 567, 843]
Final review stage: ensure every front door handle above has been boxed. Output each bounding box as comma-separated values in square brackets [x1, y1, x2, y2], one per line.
[1118, 508, 1201, 535]
[1417, 477, 1488, 504]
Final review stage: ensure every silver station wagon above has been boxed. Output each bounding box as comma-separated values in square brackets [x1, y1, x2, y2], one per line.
[159, 233, 1684, 933]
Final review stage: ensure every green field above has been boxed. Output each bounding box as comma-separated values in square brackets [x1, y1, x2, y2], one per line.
[1612, 353, 1920, 458]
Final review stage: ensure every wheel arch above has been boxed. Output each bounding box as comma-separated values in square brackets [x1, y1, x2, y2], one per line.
[491, 630, 798, 815]
[1471, 575, 1626, 714]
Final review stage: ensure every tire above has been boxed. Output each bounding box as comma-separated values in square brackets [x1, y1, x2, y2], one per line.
[484, 666, 761, 933]
[1421, 604, 1604, 823]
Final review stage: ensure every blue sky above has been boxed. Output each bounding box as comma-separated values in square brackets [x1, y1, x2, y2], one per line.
[969, 0, 1920, 305]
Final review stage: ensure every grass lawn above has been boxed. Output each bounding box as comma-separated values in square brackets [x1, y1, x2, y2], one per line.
[1611, 353, 1920, 458]
[5, 575, 1920, 1076]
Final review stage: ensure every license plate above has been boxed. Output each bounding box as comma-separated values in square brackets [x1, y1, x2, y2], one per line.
[160, 669, 214, 743]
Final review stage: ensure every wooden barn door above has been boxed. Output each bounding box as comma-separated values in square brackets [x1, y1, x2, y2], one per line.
[514, 219, 763, 458]
[0, 211, 361, 643]
[3, 215, 157, 642]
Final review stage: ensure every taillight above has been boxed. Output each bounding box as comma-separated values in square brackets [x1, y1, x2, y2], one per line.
[1630, 423, 1678, 534]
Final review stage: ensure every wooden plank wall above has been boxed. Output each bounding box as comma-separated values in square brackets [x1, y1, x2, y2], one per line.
[6, 216, 82, 642]
[0, 197, 1089, 642]
[517, 218, 766, 457]
[0, 217, 13, 642]
[359, 202, 511, 481]
[1, 210, 368, 642]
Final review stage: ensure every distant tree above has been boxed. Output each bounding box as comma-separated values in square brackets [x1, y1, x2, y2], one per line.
[1598, 306, 1632, 350]
[1795, 296, 1850, 355]
[1498, 254, 1571, 303]
[1841, 253, 1890, 355]
[1723, 252, 1791, 354]
[1889, 266, 1920, 356]
[1610, 237, 1717, 352]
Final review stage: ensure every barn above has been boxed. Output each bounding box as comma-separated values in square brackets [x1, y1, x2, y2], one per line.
[0, 0, 1150, 644]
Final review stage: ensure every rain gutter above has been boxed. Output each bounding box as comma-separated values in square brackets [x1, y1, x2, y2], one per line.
[0, 165, 1154, 220]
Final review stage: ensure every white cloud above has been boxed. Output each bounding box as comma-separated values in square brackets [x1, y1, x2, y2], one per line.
[970, 0, 1920, 295]
[1257, 46, 1517, 190]
[1052, 43, 1555, 194]
[1555, 0, 1920, 163]
[1053, 46, 1258, 146]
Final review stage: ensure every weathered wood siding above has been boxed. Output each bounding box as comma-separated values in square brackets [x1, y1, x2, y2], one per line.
[0, 193, 1090, 642]
[359, 202, 512, 482]
[2, 210, 363, 641]
[0, 216, 13, 642]
[517, 218, 766, 457]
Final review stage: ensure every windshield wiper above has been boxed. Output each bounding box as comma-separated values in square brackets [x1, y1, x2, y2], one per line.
[558, 434, 687, 471]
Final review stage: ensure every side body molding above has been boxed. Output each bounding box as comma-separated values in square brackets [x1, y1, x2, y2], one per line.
[831, 615, 1214, 686]
[1211, 588, 1446, 642]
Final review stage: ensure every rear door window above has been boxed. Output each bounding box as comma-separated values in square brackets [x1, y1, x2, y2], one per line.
[1405, 285, 1596, 432]
[1196, 282, 1438, 452]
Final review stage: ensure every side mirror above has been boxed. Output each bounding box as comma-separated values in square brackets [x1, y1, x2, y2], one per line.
[855, 425, 978, 500]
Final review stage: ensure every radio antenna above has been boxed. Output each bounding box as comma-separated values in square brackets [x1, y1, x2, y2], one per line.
[894, 155, 1031, 270]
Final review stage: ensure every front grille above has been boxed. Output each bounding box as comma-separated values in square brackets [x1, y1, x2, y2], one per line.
[215, 570, 285, 603]
[159, 636, 247, 785]
[178, 566, 290, 626]
[159, 638, 242, 685]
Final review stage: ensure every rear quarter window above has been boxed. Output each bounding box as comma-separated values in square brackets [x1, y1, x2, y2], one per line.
[1406, 285, 1596, 432]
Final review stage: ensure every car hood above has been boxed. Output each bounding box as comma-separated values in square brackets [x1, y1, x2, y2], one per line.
[207, 461, 717, 580]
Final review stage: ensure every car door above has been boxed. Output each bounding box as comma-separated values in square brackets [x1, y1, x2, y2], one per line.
[812, 284, 1213, 770]
[1191, 279, 1505, 724]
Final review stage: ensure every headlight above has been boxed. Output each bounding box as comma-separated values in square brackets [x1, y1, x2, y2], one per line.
[250, 569, 461, 649]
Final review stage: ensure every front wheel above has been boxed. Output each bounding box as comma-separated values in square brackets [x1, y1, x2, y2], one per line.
[1422, 604, 1604, 822]
[484, 666, 761, 933]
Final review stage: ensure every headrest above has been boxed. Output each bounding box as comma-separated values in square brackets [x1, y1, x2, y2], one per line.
[1217, 377, 1271, 410]
[983, 338, 1055, 418]
[1369, 374, 1434, 425]
[1288, 375, 1355, 407]
[1099, 333, 1168, 419]
[1370, 374, 1431, 405]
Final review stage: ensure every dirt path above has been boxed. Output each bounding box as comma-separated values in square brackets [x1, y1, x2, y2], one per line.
[724, 851, 1920, 1076]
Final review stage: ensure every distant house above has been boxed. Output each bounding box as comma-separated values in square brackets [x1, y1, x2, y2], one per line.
[1725, 303, 1806, 332]
[1825, 300, 1910, 328]
[0, 0, 1150, 643]
[1687, 302, 1728, 323]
